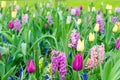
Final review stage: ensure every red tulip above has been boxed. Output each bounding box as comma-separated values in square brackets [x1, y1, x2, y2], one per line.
[72, 54, 83, 71]
[26, 60, 36, 73]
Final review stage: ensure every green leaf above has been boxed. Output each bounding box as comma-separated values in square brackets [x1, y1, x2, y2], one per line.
[0, 61, 5, 76]
[2, 66, 16, 80]
[29, 74, 37, 80]
[103, 59, 113, 80]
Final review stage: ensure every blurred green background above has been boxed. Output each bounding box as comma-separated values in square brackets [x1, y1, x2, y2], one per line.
[1, 0, 120, 10]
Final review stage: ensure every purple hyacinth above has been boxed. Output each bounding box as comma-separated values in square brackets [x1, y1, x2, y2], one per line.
[76, 8, 80, 17]
[115, 7, 120, 13]
[16, 5, 20, 11]
[51, 50, 67, 80]
[96, 11, 104, 34]
[22, 14, 28, 23]
[68, 29, 80, 48]
[111, 16, 118, 23]
[14, 18, 21, 31]
[46, 15, 53, 25]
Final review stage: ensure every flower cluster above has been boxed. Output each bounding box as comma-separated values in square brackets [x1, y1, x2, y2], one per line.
[51, 50, 67, 80]
[86, 43, 104, 69]
[96, 11, 104, 34]
[68, 29, 80, 48]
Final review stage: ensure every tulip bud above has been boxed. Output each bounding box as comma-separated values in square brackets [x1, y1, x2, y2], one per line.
[66, 16, 72, 24]
[21, 42, 26, 55]
[89, 33, 95, 42]
[94, 23, 99, 32]
[112, 25, 118, 33]
[8, 21, 14, 29]
[26, 60, 36, 73]
[39, 57, 43, 69]
[11, 10, 17, 18]
[72, 54, 83, 71]
[116, 38, 120, 50]
[76, 39, 84, 52]
[76, 18, 81, 26]
[1, 1, 6, 8]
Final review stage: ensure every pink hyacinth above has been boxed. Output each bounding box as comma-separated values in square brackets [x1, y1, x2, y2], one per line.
[68, 29, 80, 48]
[116, 38, 120, 50]
[14, 18, 21, 31]
[86, 43, 104, 69]
[26, 60, 36, 73]
[72, 53, 83, 71]
[51, 50, 67, 80]
[8, 21, 14, 29]
[96, 11, 104, 34]
[22, 14, 28, 23]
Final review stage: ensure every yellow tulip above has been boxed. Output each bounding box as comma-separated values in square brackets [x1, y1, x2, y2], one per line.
[106, 4, 112, 10]
[108, 10, 112, 14]
[92, 7, 96, 12]
[39, 3, 42, 8]
[66, 16, 71, 24]
[112, 25, 118, 33]
[76, 18, 81, 26]
[89, 33, 95, 42]
[11, 10, 17, 18]
[1, 1, 6, 8]
[76, 39, 84, 52]
[117, 22, 120, 30]
[14, 0, 17, 5]
[39, 58, 44, 69]
[94, 23, 99, 32]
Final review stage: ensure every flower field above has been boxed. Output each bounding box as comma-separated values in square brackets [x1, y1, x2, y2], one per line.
[0, 0, 120, 80]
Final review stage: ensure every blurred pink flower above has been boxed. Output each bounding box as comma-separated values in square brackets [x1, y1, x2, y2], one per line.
[116, 38, 120, 50]
[71, 8, 76, 15]
[22, 14, 28, 23]
[26, 60, 36, 73]
[115, 7, 120, 13]
[16, 5, 20, 11]
[72, 53, 83, 71]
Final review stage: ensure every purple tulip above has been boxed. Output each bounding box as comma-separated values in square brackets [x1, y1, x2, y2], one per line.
[8, 21, 14, 29]
[66, 7, 69, 11]
[26, 60, 36, 73]
[72, 54, 83, 71]
[80, 6, 83, 10]
[0, 52, 2, 58]
[116, 38, 120, 50]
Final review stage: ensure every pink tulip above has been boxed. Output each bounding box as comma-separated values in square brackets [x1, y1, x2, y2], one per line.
[8, 21, 14, 29]
[116, 38, 120, 50]
[72, 54, 83, 71]
[26, 60, 36, 73]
